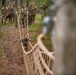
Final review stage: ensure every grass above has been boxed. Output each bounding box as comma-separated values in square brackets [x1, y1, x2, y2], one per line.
[0, 22, 14, 27]
[29, 24, 53, 51]
[35, 14, 42, 22]
[29, 23, 42, 43]
[29, 14, 53, 51]
[43, 33, 53, 51]
[29, 14, 42, 43]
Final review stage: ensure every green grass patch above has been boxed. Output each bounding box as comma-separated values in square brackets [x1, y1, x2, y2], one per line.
[29, 14, 42, 44]
[0, 22, 14, 27]
[30, 24, 53, 51]
[29, 23, 41, 32]
[43, 33, 53, 51]
[35, 14, 42, 22]
[29, 14, 53, 51]
[29, 23, 42, 44]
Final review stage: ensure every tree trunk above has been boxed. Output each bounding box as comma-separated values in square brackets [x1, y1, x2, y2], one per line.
[2, 0, 5, 7]
[20, 0, 23, 7]
[15, 0, 18, 28]
[54, 0, 76, 75]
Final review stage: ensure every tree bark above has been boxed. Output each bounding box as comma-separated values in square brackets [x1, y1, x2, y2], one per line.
[54, 1, 76, 75]
[15, 0, 18, 28]
[20, 0, 23, 7]
[2, 0, 5, 7]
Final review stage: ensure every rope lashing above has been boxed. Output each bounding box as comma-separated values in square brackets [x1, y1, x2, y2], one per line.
[17, 1, 55, 75]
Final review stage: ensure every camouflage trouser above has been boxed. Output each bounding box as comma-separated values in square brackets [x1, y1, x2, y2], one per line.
[1, 15, 7, 25]
[11, 13, 15, 22]
[31, 15, 35, 23]
[28, 15, 35, 25]
[20, 17, 27, 27]
[28, 16, 32, 25]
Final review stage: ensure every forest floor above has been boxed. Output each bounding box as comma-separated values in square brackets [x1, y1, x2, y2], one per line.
[0, 26, 27, 75]
[0, 14, 52, 75]
[0, 14, 41, 75]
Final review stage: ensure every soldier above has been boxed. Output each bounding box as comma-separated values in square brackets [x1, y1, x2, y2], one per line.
[41, 3, 47, 12]
[28, 4, 33, 25]
[40, 3, 47, 19]
[20, 6, 27, 27]
[28, 2, 36, 25]
[31, 2, 36, 24]
[1, 5, 8, 24]
[8, 2, 13, 10]
[7, 3, 15, 23]
[12, 4, 15, 22]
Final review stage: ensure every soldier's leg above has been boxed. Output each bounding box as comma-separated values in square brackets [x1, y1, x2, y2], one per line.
[24, 18, 27, 27]
[22, 18, 25, 27]
[31, 15, 33, 24]
[9, 16, 12, 23]
[3, 17, 7, 25]
[11, 15, 13, 23]
[8, 19, 10, 23]
[1, 16, 3, 25]
[30, 16, 33, 25]
[23, 19, 25, 28]
[29, 16, 32, 25]
[32, 15, 35, 24]
[13, 14, 15, 22]
[20, 18, 23, 27]
[4, 17, 6, 25]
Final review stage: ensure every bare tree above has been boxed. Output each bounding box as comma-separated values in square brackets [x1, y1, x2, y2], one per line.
[20, 0, 23, 7]
[2, 0, 6, 6]
[15, 0, 18, 28]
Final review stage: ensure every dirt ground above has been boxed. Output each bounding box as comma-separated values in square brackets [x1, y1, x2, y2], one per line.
[0, 26, 27, 75]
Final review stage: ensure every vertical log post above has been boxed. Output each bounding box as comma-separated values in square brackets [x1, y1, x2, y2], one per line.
[0, 23, 1, 37]
[2, 0, 5, 7]
[53, 0, 76, 75]
[20, 0, 23, 7]
[15, 0, 18, 28]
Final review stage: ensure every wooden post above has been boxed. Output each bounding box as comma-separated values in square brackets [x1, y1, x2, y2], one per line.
[2, 0, 6, 7]
[15, 0, 18, 28]
[26, 0, 29, 8]
[0, 23, 1, 37]
[20, 0, 23, 7]
[53, 0, 76, 75]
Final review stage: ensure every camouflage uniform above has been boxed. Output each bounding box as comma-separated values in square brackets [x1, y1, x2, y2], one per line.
[10, 4, 15, 22]
[28, 4, 33, 25]
[31, 4, 36, 24]
[40, 3, 47, 19]
[28, 3, 36, 25]
[1, 5, 8, 24]
[20, 6, 27, 27]
[7, 3, 15, 22]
